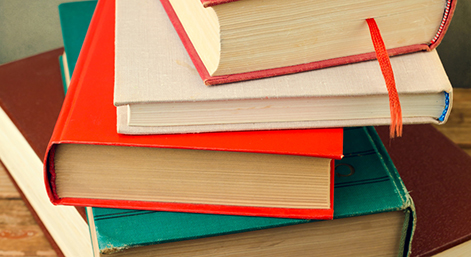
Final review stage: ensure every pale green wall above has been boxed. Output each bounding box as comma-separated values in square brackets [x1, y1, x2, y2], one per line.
[436, 0, 471, 88]
[0, 0, 87, 64]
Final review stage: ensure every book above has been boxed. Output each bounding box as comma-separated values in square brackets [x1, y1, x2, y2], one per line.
[376, 124, 471, 257]
[153, 0, 456, 84]
[0, 48, 92, 256]
[44, 0, 343, 219]
[115, 0, 453, 135]
[58, 54, 69, 93]
[58, 0, 97, 91]
[0, 161, 63, 256]
[85, 127, 415, 256]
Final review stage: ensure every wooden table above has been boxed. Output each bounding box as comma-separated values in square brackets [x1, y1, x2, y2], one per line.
[0, 168, 57, 256]
[1, 88, 470, 256]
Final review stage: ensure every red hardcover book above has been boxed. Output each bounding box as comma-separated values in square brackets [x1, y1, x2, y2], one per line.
[0, 48, 92, 256]
[376, 124, 471, 256]
[43, 0, 343, 220]
[158, 0, 456, 85]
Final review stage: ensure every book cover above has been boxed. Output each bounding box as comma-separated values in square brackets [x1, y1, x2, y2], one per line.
[58, 0, 97, 91]
[86, 127, 415, 256]
[157, 0, 456, 85]
[115, 0, 452, 135]
[377, 124, 471, 257]
[0, 48, 92, 256]
[44, 0, 343, 219]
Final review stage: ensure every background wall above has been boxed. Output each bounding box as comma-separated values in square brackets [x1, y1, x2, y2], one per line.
[0, 0, 469, 88]
[436, 0, 471, 88]
[0, 0, 87, 64]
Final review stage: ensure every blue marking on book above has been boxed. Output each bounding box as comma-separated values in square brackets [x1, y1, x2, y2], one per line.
[439, 91, 450, 122]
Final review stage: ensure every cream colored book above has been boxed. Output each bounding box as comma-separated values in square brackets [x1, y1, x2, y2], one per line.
[162, 0, 453, 83]
[115, 0, 452, 135]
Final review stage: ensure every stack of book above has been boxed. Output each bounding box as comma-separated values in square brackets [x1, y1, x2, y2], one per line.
[1, 0, 469, 256]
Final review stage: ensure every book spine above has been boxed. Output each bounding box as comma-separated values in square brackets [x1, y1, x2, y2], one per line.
[43, 0, 107, 204]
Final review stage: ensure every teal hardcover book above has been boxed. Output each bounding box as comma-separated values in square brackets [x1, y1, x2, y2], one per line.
[86, 127, 415, 256]
[58, 0, 96, 92]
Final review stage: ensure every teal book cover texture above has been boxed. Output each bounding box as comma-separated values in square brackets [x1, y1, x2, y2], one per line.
[88, 127, 414, 255]
[58, 0, 96, 88]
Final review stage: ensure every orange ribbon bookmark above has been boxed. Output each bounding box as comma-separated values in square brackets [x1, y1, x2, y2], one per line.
[366, 18, 402, 138]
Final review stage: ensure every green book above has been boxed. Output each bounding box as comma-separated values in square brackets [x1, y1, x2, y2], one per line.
[58, 0, 97, 92]
[86, 127, 415, 256]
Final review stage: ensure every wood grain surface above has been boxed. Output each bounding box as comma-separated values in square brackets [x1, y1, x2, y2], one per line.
[0, 166, 57, 256]
[0, 88, 469, 256]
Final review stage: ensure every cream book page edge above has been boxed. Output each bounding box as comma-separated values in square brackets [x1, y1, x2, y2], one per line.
[116, 106, 441, 135]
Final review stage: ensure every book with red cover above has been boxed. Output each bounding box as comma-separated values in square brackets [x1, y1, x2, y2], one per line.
[43, 0, 343, 220]
[0, 48, 92, 256]
[159, 0, 457, 85]
[377, 124, 471, 256]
